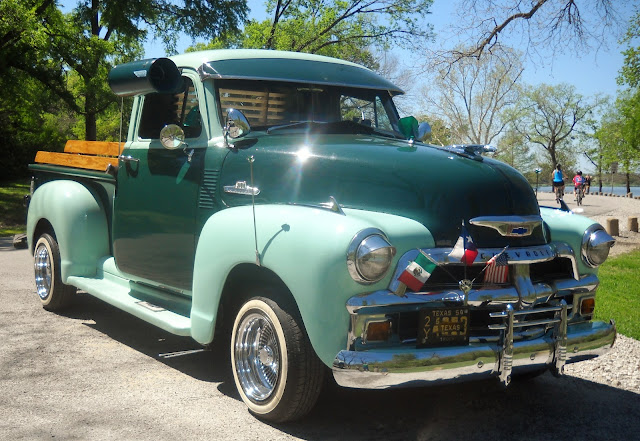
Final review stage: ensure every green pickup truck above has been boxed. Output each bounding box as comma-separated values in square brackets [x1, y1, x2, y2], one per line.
[26, 49, 617, 422]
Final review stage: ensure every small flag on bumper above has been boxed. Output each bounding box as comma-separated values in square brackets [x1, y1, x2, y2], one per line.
[484, 250, 509, 284]
[398, 251, 437, 291]
[448, 222, 478, 266]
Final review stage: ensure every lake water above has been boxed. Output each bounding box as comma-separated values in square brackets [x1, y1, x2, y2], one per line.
[536, 186, 640, 196]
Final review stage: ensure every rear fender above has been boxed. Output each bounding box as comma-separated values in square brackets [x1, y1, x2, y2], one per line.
[27, 180, 110, 282]
[191, 204, 431, 366]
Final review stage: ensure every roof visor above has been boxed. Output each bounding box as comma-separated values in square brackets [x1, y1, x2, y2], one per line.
[197, 58, 404, 95]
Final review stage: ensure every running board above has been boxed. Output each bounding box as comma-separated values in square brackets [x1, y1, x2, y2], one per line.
[66, 257, 191, 336]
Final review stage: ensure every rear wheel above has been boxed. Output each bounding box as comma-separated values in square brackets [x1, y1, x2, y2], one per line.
[231, 295, 324, 422]
[34, 233, 76, 311]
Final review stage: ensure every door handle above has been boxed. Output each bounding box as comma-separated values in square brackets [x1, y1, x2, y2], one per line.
[118, 155, 140, 164]
[183, 148, 195, 163]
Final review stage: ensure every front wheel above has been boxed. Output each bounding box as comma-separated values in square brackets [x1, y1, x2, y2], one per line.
[231, 296, 324, 422]
[33, 233, 76, 311]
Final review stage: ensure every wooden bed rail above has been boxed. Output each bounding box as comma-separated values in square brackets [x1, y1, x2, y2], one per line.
[34, 140, 121, 172]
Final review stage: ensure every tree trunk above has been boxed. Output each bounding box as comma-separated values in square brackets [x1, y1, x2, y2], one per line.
[85, 89, 97, 141]
[626, 172, 631, 194]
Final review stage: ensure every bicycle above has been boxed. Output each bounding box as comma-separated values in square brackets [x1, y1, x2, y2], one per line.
[555, 185, 564, 204]
[575, 185, 584, 206]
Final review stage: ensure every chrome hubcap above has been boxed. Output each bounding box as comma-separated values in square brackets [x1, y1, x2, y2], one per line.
[234, 311, 280, 402]
[34, 243, 52, 300]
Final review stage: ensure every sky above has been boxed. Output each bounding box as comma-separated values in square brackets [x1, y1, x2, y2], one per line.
[139, 0, 634, 100]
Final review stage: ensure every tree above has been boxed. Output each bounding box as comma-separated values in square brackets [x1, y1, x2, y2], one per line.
[506, 83, 597, 171]
[494, 128, 536, 173]
[431, 0, 621, 65]
[2, 1, 248, 141]
[194, 0, 434, 68]
[619, 6, 640, 88]
[596, 92, 640, 193]
[420, 44, 523, 145]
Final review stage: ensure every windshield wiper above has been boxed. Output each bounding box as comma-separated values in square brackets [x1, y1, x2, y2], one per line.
[266, 120, 326, 134]
[266, 119, 404, 139]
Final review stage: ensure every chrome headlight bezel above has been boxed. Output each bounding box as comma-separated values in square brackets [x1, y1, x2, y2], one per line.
[347, 228, 397, 284]
[581, 224, 615, 268]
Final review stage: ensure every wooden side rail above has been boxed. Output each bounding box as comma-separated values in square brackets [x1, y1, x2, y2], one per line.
[34, 140, 121, 172]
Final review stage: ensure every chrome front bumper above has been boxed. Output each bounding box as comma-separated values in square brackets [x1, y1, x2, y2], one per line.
[332, 319, 616, 389]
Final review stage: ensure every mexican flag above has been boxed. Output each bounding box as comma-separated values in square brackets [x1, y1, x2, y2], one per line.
[398, 251, 437, 291]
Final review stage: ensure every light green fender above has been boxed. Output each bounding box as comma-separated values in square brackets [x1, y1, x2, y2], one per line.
[27, 180, 111, 282]
[540, 206, 601, 276]
[191, 204, 432, 367]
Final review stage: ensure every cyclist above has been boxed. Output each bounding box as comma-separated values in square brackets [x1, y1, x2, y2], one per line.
[551, 164, 565, 203]
[573, 170, 585, 200]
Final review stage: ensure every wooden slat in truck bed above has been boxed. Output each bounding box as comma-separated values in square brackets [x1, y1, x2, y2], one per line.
[34, 140, 121, 172]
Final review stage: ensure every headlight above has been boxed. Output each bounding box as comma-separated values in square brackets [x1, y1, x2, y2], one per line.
[581, 225, 615, 267]
[347, 228, 396, 284]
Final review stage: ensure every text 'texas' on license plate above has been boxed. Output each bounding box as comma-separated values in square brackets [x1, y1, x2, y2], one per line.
[418, 307, 470, 347]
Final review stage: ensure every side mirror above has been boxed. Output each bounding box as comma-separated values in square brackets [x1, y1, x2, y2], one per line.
[397, 116, 418, 140]
[160, 124, 185, 150]
[417, 122, 431, 142]
[224, 109, 251, 146]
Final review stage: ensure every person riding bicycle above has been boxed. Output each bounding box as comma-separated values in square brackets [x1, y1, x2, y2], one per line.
[551, 164, 565, 203]
[573, 170, 585, 199]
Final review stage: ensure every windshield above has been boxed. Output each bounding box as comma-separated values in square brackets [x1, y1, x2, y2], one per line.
[215, 79, 402, 137]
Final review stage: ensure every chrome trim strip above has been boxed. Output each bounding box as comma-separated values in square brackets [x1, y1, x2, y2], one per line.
[470, 215, 543, 237]
[332, 320, 616, 389]
[223, 181, 260, 196]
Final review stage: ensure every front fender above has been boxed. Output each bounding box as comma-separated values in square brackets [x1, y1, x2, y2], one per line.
[191, 204, 431, 366]
[540, 206, 602, 275]
[27, 180, 110, 282]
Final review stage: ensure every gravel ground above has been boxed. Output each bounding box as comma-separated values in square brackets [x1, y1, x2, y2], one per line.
[1, 193, 639, 440]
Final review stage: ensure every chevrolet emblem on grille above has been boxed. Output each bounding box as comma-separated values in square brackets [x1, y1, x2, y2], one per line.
[470, 215, 542, 237]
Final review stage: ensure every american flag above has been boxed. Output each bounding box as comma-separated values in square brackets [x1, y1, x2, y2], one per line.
[484, 251, 509, 284]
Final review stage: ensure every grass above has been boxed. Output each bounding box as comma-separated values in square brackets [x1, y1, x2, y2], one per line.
[0, 179, 29, 236]
[594, 249, 640, 340]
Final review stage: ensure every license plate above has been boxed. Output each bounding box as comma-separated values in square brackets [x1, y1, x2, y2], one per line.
[417, 307, 470, 347]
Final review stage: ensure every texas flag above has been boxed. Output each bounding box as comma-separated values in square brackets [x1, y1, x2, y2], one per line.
[448, 222, 478, 266]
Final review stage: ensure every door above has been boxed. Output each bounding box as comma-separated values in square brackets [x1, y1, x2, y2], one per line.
[113, 73, 206, 292]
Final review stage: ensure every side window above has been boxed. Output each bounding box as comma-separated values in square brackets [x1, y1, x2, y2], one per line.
[138, 77, 202, 139]
[340, 95, 392, 131]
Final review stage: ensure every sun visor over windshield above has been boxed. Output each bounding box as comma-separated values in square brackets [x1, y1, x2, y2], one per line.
[197, 58, 404, 95]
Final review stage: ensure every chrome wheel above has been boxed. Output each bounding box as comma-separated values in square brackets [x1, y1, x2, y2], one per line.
[34, 241, 53, 300]
[234, 310, 281, 402]
[33, 234, 75, 310]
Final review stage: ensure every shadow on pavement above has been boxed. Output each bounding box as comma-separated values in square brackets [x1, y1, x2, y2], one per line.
[56, 290, 640, 441]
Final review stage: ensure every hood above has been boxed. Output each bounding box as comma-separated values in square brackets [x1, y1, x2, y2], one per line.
[219, 134, 543, 247]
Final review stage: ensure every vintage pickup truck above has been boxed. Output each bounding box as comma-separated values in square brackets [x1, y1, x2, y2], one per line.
[26, 49, 617, 422]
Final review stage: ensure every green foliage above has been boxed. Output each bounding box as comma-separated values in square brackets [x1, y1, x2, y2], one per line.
[595, 91, 640, 187]
[618, 8, 640, 89]
[0, 1, 249, 178]
[595, 250, 640, 340]
[0, 180, 29, 236]
[415, 114, 452, 146]
[506, 83, 595, 170]
[196, 0, 433, 68]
